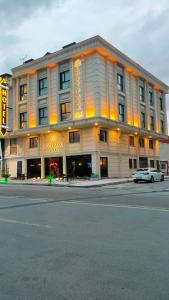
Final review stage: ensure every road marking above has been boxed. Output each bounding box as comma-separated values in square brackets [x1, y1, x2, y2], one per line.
[61, 200, 169, 213]
[0, 217, 52, 228]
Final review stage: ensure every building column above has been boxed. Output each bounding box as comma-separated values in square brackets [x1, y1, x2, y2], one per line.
[92, 152, 100, 178]
[63, 154, 66, 174]
[23, 159, 27, 175]
[41, 157, 45, 179]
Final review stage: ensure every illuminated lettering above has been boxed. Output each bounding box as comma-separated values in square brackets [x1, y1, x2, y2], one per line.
[0, 76, 7, 135]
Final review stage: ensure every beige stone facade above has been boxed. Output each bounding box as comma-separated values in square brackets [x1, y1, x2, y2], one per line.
[3, 36, 169, 178]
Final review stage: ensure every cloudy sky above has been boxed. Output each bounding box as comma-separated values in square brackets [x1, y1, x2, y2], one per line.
[0, 0, 169, 115]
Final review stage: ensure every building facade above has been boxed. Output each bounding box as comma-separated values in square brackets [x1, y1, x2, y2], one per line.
[3, 36, 169, 178]
[159, 139, 169, 175]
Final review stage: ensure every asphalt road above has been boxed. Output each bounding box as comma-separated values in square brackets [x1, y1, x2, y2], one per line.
[0, 181, 169, 300]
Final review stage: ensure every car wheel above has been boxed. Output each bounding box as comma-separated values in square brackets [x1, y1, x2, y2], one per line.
[150, 176, 154, 183]
[134, 180, 138, 183]
[160, 175, 164, 182]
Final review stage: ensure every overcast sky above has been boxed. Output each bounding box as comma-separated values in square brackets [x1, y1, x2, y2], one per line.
[0, 0, 169, 115]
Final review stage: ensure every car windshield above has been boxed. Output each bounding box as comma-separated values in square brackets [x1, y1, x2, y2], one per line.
[136, 168, 149, 172]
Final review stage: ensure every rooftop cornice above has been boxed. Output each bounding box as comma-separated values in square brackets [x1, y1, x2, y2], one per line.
[11, 35, 169, 92]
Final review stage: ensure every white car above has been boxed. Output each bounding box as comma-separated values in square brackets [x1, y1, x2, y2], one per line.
[132, 168, 164, 183]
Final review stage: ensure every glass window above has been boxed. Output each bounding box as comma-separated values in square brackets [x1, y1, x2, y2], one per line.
[141, 112, 146, 128]
[119, 104, 125, 122]
[161, 119, 164, 133]
[100, 130, 107, 142]
[160, 97, 163, 111]
[150, 160, 155, 168]
[149, 139, 154, 149]
[60, 70, 70, 90]
[60, 102, 71, 121]
[10, 138, 17, 155]
[139, 86, 144, 102]
[133, 159, 137, 169]
[69, 131, 80, 143]
[150, 115, 155, 131]
[129, 136, 134, 146]
[19, 112, 27, 129]
[117, 73, 124, 92]
[30, 137, 38, 148]
[20, 84, 27, 101]
[129, 159, 133, 169]
[149, 91, 154, 106]
[139, 138, 145, 148]
[39, 78, 48, 96]
[39, 107, 48, 125]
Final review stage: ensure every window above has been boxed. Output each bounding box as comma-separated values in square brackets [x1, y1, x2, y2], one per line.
[117, 73, 124, 92]
[39, 107, 48, 125]
[129, 159, 133, 169]
[149, 91, 154, 106]
[134, 159, 137, 169]
[150, 115, 155, 131]
[139, 157, 148, 168]
[139, 86, 144, 102]
[139, 137, 145, 148]
[161, 119, 164, 133]
[119, 104, 125, 122]
[20, 112, 27, 129]
[149, 139, 154, 149]
[10, 138, 17, 155]
[69, 131, 80, 143]
[60, 102, 71, 121]
[39, 78, 48, 96]
[60, 70, 70, 90]
[20, 84, 27, 101]
[150, 160, 155, 168]
[129, 136, 134, 146]
[141, 112, 146, 128]
[160, 97, 163, 111]
[30, 137, 38, 148]
[100, 130, 107, 142]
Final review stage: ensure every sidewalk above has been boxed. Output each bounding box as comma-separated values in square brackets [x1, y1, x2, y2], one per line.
[6, 177, 133, 188]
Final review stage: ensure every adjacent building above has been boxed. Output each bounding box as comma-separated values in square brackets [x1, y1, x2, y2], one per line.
[2, 35, 169, 178]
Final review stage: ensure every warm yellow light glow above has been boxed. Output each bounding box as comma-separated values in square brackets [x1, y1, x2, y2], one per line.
[48, 63, 56, 69]
[125, 66, 139, 77]
[134, 132, 138, 135]
[27, 70, 36, 76]
[68, 127, 72, 130]
[29, 115, 36, 128]
[94, 122, 98, 126]
[117, 128, 120, 131]
[0, 76, 7, 136]
[86, 102, 95, 118]
[101, 103, 108, 118]
[49, 110, 57, 125]
[74, 111, 84, 120]
[73, 58, 84, 120]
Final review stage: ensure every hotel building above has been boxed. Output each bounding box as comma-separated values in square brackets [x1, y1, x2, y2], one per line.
[3, 36, 169, 178]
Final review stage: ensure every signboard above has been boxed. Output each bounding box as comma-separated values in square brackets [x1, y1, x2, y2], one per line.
[0, 76, 7, 136]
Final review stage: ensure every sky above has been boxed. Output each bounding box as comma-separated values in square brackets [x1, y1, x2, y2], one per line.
[0, 0, 169, 115]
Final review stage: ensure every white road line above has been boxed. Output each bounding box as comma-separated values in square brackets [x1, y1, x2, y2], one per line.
[0, 218, 52, 228]
[61, 200, 169, 213]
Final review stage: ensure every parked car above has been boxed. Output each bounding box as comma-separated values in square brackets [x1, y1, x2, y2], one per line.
[132, 168, 164, 183]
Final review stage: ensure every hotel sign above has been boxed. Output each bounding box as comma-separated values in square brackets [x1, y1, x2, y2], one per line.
[0, 76, 7, 136]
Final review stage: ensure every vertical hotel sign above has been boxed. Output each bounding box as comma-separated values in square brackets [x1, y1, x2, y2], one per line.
[0, 76, 7, 136]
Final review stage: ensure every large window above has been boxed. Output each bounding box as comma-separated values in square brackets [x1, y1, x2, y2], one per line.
[150, 160, 155, 168]
[117, 73, 124, 92]
[139, 137, 145, 148]
[10, 138, 17, 155]
[39, 78, 48, 96]
[129, 136, 134, 146]
[69, 131, 80, 144]
[161, 119, 164, 133]
[60, 102, 71, 121]
[149, 139, 154, 149]
[119, 104, 125, 122]
[60, 70, 70, 90]
[129, 159, 133, 169]
[129, 158, 137, 169]
[30, 137, 38, 148]
[19, 112, 27, 129]
[149, 91, 154, 106]
[160, 96, 164, 111]
[100, 130, 107, 142]
[150, 115, 155, 131]
[39, 107, 48, 125]
[141, 112, 146, 128]
[20, 84, 27, 101]
[139, 86, 144, 102]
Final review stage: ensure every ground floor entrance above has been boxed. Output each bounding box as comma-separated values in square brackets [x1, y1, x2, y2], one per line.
[27, 159, 41, 179]
[45, 157, 63, 177]
[66, 155, 92, 178]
